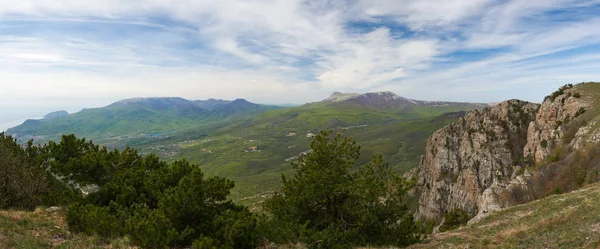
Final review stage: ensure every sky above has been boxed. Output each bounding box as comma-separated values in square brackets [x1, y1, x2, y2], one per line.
[2, 0, 600, 131]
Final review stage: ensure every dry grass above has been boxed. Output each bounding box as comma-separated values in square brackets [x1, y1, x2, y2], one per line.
[493, 223, 529, 243]
[0, 207, 136, 249]
[409, 182, 600, 249]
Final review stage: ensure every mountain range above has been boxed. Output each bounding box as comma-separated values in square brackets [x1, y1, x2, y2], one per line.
[8, 97, 279, 141]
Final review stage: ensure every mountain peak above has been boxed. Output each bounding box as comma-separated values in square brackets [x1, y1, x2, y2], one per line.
[232, 98, 252, 104]
[323, 91, 417, 108]
[43, 110, 69, 119]
[325, 92, 360, 102]
[111, 97, 187, 104]
[358, 91, 406, 101]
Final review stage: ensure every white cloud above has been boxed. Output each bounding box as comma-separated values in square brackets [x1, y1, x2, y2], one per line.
[358, 0, 495, 29]
[316, 28, 438, 89]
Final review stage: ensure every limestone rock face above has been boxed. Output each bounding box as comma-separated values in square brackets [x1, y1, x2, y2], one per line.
[468, 173, 533, 224]
[416, 100, 539, 220]
[523, 86, 591, 163]
[415, 83, 600, 223]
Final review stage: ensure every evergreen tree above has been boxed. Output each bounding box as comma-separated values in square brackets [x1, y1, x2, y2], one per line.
[264, 130, 420, 248]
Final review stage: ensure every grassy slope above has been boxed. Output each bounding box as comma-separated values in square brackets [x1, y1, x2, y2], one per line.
[8, 101, 279, 145]
[410, 182, 600, 249]
[8, 106, 206, 142]
[0, 208, 135, 249]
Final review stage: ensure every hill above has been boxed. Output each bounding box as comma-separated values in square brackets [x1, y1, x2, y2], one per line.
[193, 98, 232, 110]
[7, 97, 279, 144]
[410, 182, 600, 248]
[43, 110, 69, 119]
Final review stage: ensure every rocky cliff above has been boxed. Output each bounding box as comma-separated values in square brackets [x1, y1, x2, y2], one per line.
[416, 100, 539, 220]
[416, 83, 600, 223]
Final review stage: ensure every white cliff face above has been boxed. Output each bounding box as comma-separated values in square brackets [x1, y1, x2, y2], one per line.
[324, 92, 360, 102]
[416, 83, 600, 223]
[416, 100, 539, 220]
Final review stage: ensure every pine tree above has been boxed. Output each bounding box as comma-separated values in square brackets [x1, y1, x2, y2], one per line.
[264, 130, 420, 248]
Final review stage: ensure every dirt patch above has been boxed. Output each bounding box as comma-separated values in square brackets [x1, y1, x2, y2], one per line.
[591, 223, 600, 233]
[513, 210, 535, 218]
[0, 234, 5, 248]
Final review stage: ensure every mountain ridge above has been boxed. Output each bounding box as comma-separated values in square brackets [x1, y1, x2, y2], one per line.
[43, 110, 69, 119]
[6, 97, 277, 142]
[322, 91, 490, 109]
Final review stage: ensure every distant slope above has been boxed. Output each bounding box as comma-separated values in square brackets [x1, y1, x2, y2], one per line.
[7, 97, 278, 143]
[193, 98, 280, 115]
[410, 182, 600, 248]
[193, 98, 232, 110]
[43, 110, 68, 119]
[208, 99, 280, 118]
[325, 91, 488, 111]
[8, 97, 209, 142]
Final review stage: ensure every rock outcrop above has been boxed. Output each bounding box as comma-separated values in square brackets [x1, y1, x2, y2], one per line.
[416, 83, 600, 223]
[524, 85, 592, 163]
[416, 100, 539, 220]
[468, 170, 533, 224]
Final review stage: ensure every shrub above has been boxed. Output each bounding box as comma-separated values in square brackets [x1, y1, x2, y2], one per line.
[439, 209, 470, 232]
[574, 107, 586, 118]
[562, 110, 594, 144]
[125, 207, 178, 248]
[550, 187, 564, 195]
[584, 169, 599, 185]
[42, 173, 80, 206]
[544, 84, 574, 102]
[0, 133, 48, 210]
[67, 203, 122, 238]
[531, 144, 600, 198]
